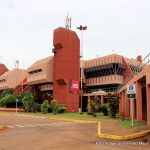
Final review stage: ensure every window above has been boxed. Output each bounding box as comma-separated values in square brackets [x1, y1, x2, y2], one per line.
[0, 79, 6, 83]
[29, 69, 42, 75]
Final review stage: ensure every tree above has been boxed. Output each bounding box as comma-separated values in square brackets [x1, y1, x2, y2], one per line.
[0, 93, 22, 108]
[22, 91, 34, 112]
[1, 88, 13, 98]
[106, 92, 120, 118]
[87, 96, 100, 117]
[100, 104, 109, 116]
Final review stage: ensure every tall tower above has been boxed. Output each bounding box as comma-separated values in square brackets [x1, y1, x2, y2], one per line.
[53, 27, 80, 112]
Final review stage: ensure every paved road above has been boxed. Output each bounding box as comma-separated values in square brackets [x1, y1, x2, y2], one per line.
[0, 113, 149, 150]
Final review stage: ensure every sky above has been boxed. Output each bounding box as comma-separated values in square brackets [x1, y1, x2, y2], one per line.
[0, 0, 150, 70]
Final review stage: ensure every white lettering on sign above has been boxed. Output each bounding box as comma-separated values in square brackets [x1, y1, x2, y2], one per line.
[73, 84, 78, 89]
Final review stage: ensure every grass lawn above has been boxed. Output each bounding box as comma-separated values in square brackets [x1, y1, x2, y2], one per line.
[118, 118, 145, 129]
[19, 111, 120, 120]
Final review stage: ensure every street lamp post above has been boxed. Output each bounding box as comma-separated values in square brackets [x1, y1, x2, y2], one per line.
[16, 98, 19, 113]
[77, 25, 87, 113]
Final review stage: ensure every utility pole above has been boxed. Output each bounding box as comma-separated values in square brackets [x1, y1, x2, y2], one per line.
[77, 25, 87, 113]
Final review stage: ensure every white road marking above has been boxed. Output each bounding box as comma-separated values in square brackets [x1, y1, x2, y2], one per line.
[24, 124, 35, 127]
[14, 114, 46, 119]
[15, 125, 25, 127]
[6, 122, 77, 129]
[6, 125, 15, 128]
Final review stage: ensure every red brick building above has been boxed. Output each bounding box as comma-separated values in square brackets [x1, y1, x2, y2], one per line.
[0, 27, 150, 126]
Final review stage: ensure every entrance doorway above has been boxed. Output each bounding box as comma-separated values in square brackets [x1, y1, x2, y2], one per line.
[82, 96, 88, 112]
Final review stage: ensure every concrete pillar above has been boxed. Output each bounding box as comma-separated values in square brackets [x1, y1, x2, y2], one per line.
[146, 85, 150, 126]
[122, 90, 125, 114]
[119, 93, 122, 114]
[124, 89, 130, 117]
[101, 95, 104, 105]
[136, 81, 142, 121]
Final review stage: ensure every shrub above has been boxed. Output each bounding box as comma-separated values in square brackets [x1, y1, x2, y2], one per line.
[22, 91, 34, 112]
[36, 103, 42, 112]
[50, 100, 66, 114]
[1, 88, 13, 98]
[51, 100, 58, 115]
[0, 94, 14, 107]
[100, 104, 109, 116]
[0, 93, 21, 108]
[57, 104, 67, 113]
[41, 100, 49, 114]
[87, 101, 92, 115]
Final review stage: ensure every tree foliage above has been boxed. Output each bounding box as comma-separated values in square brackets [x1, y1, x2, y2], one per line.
[50, 100, 66, 114]
[0, 93, 21, 107]
[100, 104, 109, 116]
[22, 91, 34, 112]
[106, 92, 120, 118]
[1, 88, 13, 98]
[41, 100, 49, 114]
[87, 96, 101, 117]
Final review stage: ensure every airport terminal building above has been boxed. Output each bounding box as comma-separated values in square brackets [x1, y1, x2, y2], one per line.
[0, 27, 150, 125]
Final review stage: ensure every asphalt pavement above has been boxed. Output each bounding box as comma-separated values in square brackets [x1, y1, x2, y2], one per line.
[0, 113, 149, 150]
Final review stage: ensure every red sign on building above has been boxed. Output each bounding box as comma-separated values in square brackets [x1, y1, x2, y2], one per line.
[70, 80, 80, 93]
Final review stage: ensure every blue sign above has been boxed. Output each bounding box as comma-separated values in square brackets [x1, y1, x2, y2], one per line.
[16, 99, 19, 102]
[127, 84, 136, 99]
[129, 85, 134, 90]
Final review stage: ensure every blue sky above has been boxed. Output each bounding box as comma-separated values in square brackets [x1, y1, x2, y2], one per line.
[0, 0, 150, 70]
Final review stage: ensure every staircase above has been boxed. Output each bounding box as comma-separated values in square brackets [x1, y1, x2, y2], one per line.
[118, 52, 150, 91]
[21, 85, 33, 94]
[14, 78, 27, 94]
[14, 78, 33, 94]
[135, 52, 150, 74]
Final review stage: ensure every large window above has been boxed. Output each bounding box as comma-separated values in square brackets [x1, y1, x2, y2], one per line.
[84, 63, 125, 79]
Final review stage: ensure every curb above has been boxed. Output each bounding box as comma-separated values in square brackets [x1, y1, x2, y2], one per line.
[97, 122, 150, 140]
[14, 113, 97, 123]
[47, 117, 97, 124]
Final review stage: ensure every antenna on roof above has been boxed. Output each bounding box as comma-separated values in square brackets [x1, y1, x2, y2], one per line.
[15, 60, 19, 69]
[96, 50, 99, 58]
[112, 49, 114, 53]
[136, 49, 139, 56]
[65, 13, 71, 29]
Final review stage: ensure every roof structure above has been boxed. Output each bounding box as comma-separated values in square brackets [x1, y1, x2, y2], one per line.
[27, 56, 54, 85]
[0, 64, 9, 76]
[0, 68, 27, 90]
